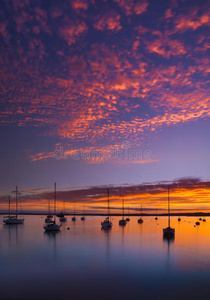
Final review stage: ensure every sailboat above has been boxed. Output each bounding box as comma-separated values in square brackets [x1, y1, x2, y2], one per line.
[72, 204, 76, 221]
[195, 209, 200, 225]
[163, 187, 175, 237]
[81, 205, 85, 221]
[126, 206, 130, 222]
[59, 199, 67, 222]
[45, 196, 53, 223]
[3, 187, 24, 224]
[155, 209, 158, 220]
[119, 198, 126, 226]
[178, 209, 181, 221]
[44, 183, 61, 232]
[138, 204, 143, 224]
[101, 188, 112, 228]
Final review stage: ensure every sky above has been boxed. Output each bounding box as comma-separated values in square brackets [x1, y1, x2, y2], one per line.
[0, 0, 209, 212]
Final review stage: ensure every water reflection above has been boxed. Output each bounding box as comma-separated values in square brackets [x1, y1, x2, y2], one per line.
[163, 235, 174, 275]
[3, 223, 23, 248]
[44, 231, 60, 261]
[101, 226, 111, 258]
[1, 216, 210, 300]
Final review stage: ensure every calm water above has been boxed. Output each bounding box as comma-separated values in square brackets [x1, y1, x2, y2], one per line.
[1, 215, 210, 300]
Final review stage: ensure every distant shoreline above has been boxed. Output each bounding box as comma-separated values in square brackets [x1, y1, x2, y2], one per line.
[1, 212, 210, 217]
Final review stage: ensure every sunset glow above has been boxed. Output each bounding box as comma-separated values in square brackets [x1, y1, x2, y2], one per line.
[0, 0, 209, 212]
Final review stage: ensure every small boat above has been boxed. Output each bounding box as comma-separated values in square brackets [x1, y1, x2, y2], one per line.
[125, 206, 130, 222]
[44, 221, 61, 231]
[81, 205, 86, 221]
[163, 226, 175, 236]
[155, 209, 158, 220]
[72, 205, 76, 221]
[203, 219, 206, 222]
[45, 195, 53, 223]
[101, 188, 112, 228]
[57, 212, 64, 218]
[58, 194, 67, 222]
[138, 204, 143, 224]
[178, 210, 181, 221]
[119, 199, 126, 226]
[195, 209, 201, 226]
[3, 187, 24, 225]
[163, 187, 175, 238]
[44, 183, 61, 232]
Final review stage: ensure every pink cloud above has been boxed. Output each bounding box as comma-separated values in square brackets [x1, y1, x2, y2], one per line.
[61, 20, 88, 45]
[71, 0, 89, 11]
[174, 8, 210, 32]
[94, 12, 122, 31]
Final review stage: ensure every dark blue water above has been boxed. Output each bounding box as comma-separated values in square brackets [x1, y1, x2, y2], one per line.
[1, 216, 210, 300]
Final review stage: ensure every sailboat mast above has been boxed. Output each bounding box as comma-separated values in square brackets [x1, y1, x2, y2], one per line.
[9, 196, 10, 218]
[48, 198, 50, 215]
[54, 182, 56, 221]
[168, 187, 170, 227]
[16, 186, 18, 218]
[122, 198, 124, 218]
[63, 199, 65, 214]
[108, 188, 110, 221]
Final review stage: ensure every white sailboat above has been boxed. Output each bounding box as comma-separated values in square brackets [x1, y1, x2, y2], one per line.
[44, 183, 61, 232]
[138, 204, 143, 224]
[3, 187, 24, 224]
[163, 187, 175, 237]
[101, 188, 112, 228]
[119, 198, 126, 226]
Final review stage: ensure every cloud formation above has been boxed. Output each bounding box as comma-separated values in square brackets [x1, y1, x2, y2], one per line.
[0, 0, 209, 164]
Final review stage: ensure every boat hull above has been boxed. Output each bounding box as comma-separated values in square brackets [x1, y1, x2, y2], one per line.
[3, 218, 24, 224]
[45, 218, 54, 223]
[44, 224, 61, 231]
[119, 220, 126, 226]
[163, 227, 175, 236]
[101, 221, 112, 228]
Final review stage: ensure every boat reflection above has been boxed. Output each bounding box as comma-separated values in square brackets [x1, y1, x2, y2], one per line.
[163, 235, 174, 274]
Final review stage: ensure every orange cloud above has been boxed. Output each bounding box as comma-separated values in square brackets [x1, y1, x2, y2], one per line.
[134, 1, 148, 15]
[146, 37, 186, 58]
[94, 12, 122, 31]
[61, 20, 88, 45]
[114, 0, 148, 16]
[71, 0, 89, 11]
[165, 8, 174, 19]
[174, 8, 210, 32]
